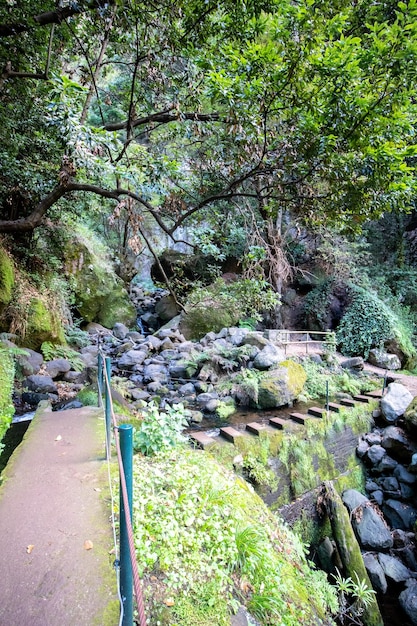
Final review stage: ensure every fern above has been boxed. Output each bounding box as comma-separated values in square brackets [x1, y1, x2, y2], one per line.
[41, 342, 85, 372]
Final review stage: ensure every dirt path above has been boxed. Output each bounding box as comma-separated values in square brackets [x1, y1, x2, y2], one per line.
[0, 404, 117, 626]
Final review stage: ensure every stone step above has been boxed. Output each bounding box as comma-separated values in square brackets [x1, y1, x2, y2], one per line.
[189, 431, 216, 449]
[246, 422, 267, 436]
[339, 398, 358, 407]
[328, 402, 344, 412]
[289, 412, 311, 425]
[364, 389, 384, 399]
[308, 406, 326, 418]
[269, 417, 286, 430]
[352, 394, 371, 403]
[219, 426, 243, 443]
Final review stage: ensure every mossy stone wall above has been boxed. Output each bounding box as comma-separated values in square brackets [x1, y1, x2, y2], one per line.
[0, 248, 14, 310]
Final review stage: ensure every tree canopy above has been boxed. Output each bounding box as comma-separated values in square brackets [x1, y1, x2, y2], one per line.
[1, 0, 417, 263]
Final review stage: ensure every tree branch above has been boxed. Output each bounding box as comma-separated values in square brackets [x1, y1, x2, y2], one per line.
[103, 110, 221, 132]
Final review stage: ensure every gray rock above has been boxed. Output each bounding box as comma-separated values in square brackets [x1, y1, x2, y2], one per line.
[370, 490, 384, 506]
[378, 477, 400, 493]
[126, 331, 144, 342]
[342, 489, 393, 551]
[382, 426, 417, 463]
[242, 332, 270, 350]
[143, 364, 168, 384]
[178, 383, 196, 396]
[383, 499, 417, 531]
[188, 410, 204, 423]
[400, 581, 417, 625]
[366, 445, 386, 465]
[196, 392, 219, 411]
[45, 358, 72, 379]
[168, 361, 197, 379]
[381, 382, 413, 423]
[63, 370, 88, 384]
[228, 327, 249, 346]
[340, 357, 364, 370]
[24, 374, 57, 394]
[155, 295, 179, 321]
[357, 439, 369, 458]
[16, 348, 43, 376]
[117, 349, 148, 369]
[409, 453, 417, 474]
[368, 348, 402, 371]
[365, 432, 382, 446]
[21, 391, 50, 406]
[363, 553, 388, 594]
[378, 552, 412, 582]
[143, 335, 162, 351]
[253, 344, 286, 370]
[394, 465, 417, 485]
[113, 322, 129, 339]
[376, 455, 398, 473]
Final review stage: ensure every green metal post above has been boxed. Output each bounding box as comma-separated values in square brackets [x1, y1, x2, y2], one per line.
[119, 424, 133, 626]
[105, 357, 112, 459]
[98, 352, 103, 407]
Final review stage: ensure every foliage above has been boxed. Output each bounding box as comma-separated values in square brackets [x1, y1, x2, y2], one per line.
[64, 324, 91, 349]
[40, 341, 85, 372]
[133, 402, 188, 456]
[0, 346, 15, 450]
[183, 278, 279, 339]
[131, 449, 338, 625]
[336, 285, 415, 360]
[0, 246, 14, 308]
[333, 568, 376, 625]
[303, 279, 336, 331]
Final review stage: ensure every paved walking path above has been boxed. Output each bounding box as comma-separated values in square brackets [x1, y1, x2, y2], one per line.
[0, 404, 118, 626]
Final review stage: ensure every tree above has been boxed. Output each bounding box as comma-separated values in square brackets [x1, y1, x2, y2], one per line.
[0, 0, 417, 296]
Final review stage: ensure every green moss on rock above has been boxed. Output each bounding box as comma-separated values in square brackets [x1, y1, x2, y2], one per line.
[0, 346, 14, 445]
[24, 298, 65, 351]
[255, 361, 306, 409]
[0, 248, 14, 309]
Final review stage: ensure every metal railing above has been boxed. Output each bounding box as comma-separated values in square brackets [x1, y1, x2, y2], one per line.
[271, 330, 336, 355]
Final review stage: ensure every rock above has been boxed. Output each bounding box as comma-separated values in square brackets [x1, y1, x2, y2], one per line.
[113, 322, 129, 339]
[85, 322, 111, 335]
[357, 439, 370, 459]
[254, 361, 306, 409]
[378, 553, 412, 583]
[196, 392, 219, 412]
[45, 358, 72, 379]
[399, 580, 417, 626]
[368, 348, 402, 370]
[405, 398, 417, 436]
[155, 295, 180, 321]
[242, 332, 270, 350]
[381, 426, 417, 463]
[383, 499, 417, 531]
[24, 374, 58, 394]
[117, 349, 148, 370]
[178, 383, 196, 396]
[376, 455, 398, 473]
[228, 327, 249, 346]
[168, 360, 197, 379]
[340, 357, 364, 370]
[366, 445, 386, 466]
[21, 391, 50, 406]
[394, 465, 417, 485]
[363, 553, 388, 594]
[15, 348, 43, 376]
[55, 400, 84, 411]
[188, 410, 204, 423]
[142, 364, 169, 385]
[409, 453, 417, 474]
[342, 489, 393, 551]
[381, 383, 413, 423]
[366, 432, 383, 446]
[252, 344, 286, 370]
[317, 537, 338, 575]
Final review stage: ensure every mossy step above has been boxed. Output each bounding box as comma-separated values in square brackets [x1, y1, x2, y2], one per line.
[189, 431, 216, 449]
[289, 412, 311, 425]
[219, 426, 242, 443]
[352, 394, 371, 403]
[364, 389, 384, 398]
[308, 406, 326, 418]
[246, 422, 267, 436]
[269, 417, 286, 429]
[339, 398, 358, 407]
[328, 402, 344, 412]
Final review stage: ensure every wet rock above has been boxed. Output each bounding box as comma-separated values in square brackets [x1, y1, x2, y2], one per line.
[394, 465, 417, 485]
[366, 444, 386, 465]
[376, 455, 398, 473]
[357, 438, 369, 458]
[363, 553, 388, 594]
[21, 391, 50, 406]
[400, 580, 417, 625]
[378, 552, 412, 582]
[342, 489, 393, 551]
[383, 499, 417, 531]
[382, 426, 417, 463]
[113, 322, 129, 339]
[381, 383, 413, 423]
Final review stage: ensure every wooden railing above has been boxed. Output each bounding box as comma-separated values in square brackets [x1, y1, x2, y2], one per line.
[266, 330, 336, 355]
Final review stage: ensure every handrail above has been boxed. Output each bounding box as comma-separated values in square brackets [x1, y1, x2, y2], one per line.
[271, 329, 336, 355]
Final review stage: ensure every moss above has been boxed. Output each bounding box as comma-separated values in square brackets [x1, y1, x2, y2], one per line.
[24, 297, 65, 350]
[0, 347, 14, 445]
[324, 481, 383, 626]
[0, 248, 14, 308]
[280, 360, 307, 396]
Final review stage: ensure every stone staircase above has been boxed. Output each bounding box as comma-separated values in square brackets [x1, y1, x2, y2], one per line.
[189, 388, 383, 450]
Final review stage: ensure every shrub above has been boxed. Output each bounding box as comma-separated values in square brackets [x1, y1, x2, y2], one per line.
[133, 402, 188, 456]
[336, 285, 415, 360]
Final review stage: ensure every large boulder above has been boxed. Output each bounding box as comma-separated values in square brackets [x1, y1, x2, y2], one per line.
[253, 344, 286, 370]
[64, 232, 136, 328]
[254, 361, 306, 409]
[382, 499, 417, 531]
[368, 348, 402, 371]
[399, 580, 417, 625]
[24, 374, 57, 394]
[342, 489, 393, 551]
[381, 426, 417, 463]
[381, 383, 413, 423]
